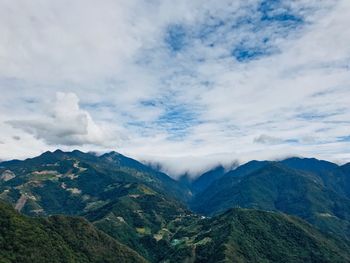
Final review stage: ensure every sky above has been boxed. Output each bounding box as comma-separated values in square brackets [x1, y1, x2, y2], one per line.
[0, 0, 350, 177]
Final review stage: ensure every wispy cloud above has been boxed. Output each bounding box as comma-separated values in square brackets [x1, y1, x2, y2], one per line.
[0, 0, 350, 176]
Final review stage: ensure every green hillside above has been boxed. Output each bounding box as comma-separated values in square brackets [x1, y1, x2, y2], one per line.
[1, 152, 350, 262]
[0, 150, 189, 217]
[84, 183, 194, 262]
[191, 163, 350, 239]
[0, 201, 146, 263]
[165, 208, 350, 263]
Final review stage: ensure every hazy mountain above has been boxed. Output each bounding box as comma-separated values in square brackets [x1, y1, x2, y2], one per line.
[190, 165, 226, 194]
[339, 163, 350, 198]
[280, 158, 350, 200]
[281, 157, 339, 174]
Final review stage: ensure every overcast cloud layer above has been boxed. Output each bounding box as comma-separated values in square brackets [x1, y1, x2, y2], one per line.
[1, 0, 350, 176]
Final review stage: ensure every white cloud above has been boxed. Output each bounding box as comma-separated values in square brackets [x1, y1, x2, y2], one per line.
[7, 92, 107, 146]
[0, 0, 350, 176]
[254, 135, 285, 145]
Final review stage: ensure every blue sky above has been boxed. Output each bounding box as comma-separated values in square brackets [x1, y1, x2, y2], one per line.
[0, 0, 350, 176]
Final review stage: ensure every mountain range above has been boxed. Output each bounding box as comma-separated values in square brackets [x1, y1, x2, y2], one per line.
[1, 150, 350, 262]
[190, 158, 350, 239]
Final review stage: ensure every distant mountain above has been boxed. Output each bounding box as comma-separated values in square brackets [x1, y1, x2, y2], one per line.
[0, 201, 146, 263]
[190, 165, 226, 194]
[342, 163, 350, 171]
[191, 159, 350, 239]
[339, 163, 350, 197]
[190, 160, 270, 212]
[177, 173, 193, 189]
[280, 158, 350, 200]
[281, 157, 339, 174]
[166, 208, 350, 263]
[177, 164, 237, 195]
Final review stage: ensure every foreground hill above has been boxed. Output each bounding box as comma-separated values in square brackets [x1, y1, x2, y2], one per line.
[3, 196, 348, 263]
[0, 201, 146, 263]
[84, 182, 192, 262]
[164, 208, 350, 262]
[191, 159, 350, 239]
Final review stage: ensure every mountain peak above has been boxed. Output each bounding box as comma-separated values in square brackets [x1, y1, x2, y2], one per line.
[101, 151, 124, 158]
[281, 156, 338, 174]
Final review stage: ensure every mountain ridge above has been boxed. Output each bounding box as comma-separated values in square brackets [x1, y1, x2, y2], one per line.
[191, 158, 350, 240]
[1, 151, 350, 262]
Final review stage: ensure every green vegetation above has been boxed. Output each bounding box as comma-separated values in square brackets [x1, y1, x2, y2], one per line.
[1, 151, 350, 262]
[191, 163, 350, 239]
[165, 208, 350, 263]
[0, 201, 146, 263]
[84, 183, 193, 262]
[0, 150, 190, 217]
